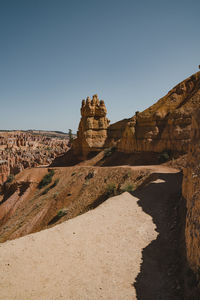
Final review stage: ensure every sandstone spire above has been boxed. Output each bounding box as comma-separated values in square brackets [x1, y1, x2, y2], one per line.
[73, 94, 109, 158]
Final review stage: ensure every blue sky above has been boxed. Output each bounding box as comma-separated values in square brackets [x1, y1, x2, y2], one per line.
[0, 0, 199, 132]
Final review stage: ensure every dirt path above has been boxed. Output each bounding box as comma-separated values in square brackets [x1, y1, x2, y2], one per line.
[0, 167, 183, 299]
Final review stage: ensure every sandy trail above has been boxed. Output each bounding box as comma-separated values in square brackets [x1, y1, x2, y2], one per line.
[0, 167, 182, 300]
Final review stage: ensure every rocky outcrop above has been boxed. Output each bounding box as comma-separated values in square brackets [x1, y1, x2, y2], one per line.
[72, 72, 200, 161]
[118, 71, 200, 155]
[182, 110, 200, 284]
[73, 94, 110, 158]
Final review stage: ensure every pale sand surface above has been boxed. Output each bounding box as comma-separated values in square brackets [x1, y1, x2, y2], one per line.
[0, 191, 157, 300]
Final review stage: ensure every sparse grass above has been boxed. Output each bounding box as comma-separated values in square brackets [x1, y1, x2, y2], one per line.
[106, 183, 117, 196]
[120, 184, 136, 193]
[38, 169, 55, 189]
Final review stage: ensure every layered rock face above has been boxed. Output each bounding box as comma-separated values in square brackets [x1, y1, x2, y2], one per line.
[183, 110, 200, 278]
[73, 94, 109, 158]
[118, 71, 200, 154]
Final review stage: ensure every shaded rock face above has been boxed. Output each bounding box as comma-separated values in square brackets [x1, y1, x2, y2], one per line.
[106, 119, 130, 148]
[118, 72, 200, 154]
[183, 110, 200, 280]
[73, 94, 110, 158]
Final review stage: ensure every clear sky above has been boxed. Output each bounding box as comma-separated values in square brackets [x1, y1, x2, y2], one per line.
[0, 0, 199, 133]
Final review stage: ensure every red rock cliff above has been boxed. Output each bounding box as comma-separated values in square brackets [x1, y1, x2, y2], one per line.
[118, 71, 200, 154]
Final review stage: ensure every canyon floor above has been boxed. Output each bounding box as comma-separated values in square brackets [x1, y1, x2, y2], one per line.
[0, 165, 184, 300]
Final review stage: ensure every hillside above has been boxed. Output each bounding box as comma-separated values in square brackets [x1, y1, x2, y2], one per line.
[1, 71, 200, 298]
[0, 169, 184, 300]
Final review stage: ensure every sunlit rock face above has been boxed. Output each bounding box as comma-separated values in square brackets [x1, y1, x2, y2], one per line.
[118, 71, 200, 155]
[73, 94, 110, 158]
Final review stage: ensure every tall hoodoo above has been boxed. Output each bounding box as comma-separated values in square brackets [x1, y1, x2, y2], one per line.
[73, 94, 109, 158]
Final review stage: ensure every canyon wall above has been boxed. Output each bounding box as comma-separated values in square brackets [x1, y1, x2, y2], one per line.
[118, 71, 200, 154]
[183, 110, 200, 280]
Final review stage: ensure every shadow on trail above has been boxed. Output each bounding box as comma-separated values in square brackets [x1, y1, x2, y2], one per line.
[132, 172, 186, 300]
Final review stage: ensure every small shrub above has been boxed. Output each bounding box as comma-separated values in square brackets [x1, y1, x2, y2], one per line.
[104, 147, 116, 158]
[6, 174, 15, 183]
[57, 208, 68, 218]
[123, 172, 131, 180]
[106, 183, 117, 196]
[41, 178, 59, 195]
[120, 184, 135, 193]
[85, 171, 94, 180]
[71, 172, 76, 176]
[42, 187, 51, 195]
[159, 151, 170, 163]
[51, 178, 59, 188]
[38, 169, 55, 189]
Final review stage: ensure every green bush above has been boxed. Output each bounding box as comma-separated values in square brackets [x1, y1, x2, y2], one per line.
[159, 151, 170, 163]
[57, 208, 68, 218]
[38, 169, 55, 189]
[51, 178, 59, 188]
[85, 171, 94, 180]
[106, 183, 117, 196]
[6, 174, 15, 183]
[120, 184, 135, 193]
[41, 178, 59, 195]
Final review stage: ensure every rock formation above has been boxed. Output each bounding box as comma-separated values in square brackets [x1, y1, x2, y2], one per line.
[72, 72, 200, 161]
[73, 94, 109, 158]
[118, 71, 200, 155]
[183, 109, 200, 282]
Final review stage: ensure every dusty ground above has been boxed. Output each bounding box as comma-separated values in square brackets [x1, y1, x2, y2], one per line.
[0, 164, 178, 242]
[0, 166, 183, 300]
